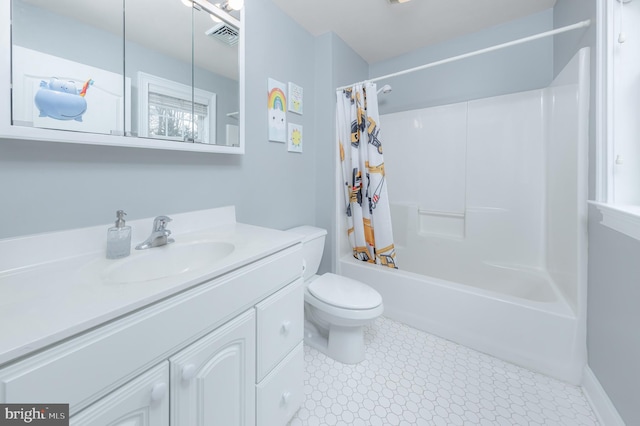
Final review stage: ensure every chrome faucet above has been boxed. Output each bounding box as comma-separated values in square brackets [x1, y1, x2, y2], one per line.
[135, 215, 175, 250]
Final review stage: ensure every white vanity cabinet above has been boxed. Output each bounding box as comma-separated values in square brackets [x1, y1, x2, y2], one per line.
[0, 241, 304, 426]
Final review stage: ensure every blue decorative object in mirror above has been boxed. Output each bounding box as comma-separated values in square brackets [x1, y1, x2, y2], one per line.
[34, 77, 93, 122]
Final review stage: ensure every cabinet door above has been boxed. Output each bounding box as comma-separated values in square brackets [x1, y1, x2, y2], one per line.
[170, 309, 256, 426]
[70, 362, 169, 426]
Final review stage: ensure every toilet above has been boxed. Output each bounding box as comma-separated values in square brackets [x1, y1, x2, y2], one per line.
[288, 226, 383, 364]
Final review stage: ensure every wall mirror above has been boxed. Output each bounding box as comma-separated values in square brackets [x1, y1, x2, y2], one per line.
[2, 0, 243, 154]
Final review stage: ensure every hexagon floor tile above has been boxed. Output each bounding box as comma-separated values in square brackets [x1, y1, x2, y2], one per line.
[288, 316, 598, 426]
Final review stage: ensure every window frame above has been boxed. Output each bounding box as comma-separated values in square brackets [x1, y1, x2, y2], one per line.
[593, 0, 640, 241]
[138, 72, 216, 145]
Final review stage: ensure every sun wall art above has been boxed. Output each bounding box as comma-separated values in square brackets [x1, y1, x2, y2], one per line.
[288, 123, 303, 153]
[267, 78, 287, 142]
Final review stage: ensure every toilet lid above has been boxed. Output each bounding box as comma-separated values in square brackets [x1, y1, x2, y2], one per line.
[308, 273, 382, 310]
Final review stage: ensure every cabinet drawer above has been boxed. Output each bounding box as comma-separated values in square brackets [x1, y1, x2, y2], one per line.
[256, 343, 304, 426]
[255, 279, 303, 381]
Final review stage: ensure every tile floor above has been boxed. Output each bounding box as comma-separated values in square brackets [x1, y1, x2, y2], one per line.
[288, 316, 599, 426]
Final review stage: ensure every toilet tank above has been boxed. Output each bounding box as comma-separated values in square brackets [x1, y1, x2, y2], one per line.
[287, 226, 327, 281]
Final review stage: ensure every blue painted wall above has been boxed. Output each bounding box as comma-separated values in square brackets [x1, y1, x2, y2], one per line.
[370, 9, 554, 115]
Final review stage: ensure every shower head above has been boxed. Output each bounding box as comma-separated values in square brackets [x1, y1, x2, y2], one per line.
[377, 84, 392, 95]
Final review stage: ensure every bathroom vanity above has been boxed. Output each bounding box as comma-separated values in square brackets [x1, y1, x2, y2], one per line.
[0, 207, 304, 425]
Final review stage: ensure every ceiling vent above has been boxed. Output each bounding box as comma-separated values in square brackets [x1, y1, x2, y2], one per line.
[205, 22, 239, 46]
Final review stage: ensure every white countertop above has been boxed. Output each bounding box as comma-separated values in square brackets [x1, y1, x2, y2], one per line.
[0, 206, 302, 366]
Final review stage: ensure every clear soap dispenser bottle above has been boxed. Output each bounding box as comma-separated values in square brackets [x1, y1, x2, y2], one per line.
[106, 210, 132, 259]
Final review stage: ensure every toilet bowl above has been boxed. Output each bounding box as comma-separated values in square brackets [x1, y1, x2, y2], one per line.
[288, 226, 383, 364]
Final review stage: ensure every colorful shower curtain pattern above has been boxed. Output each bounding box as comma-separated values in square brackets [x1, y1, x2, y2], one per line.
[336, 83, 397, 269]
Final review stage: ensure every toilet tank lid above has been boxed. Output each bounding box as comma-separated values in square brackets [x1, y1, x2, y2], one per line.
[287, 226, 327, 243]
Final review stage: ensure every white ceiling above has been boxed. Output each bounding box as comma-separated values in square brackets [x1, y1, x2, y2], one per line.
[271, 0, 557, 64]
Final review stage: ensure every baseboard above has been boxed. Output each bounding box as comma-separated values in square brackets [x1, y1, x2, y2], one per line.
[582, 366, 626, 426]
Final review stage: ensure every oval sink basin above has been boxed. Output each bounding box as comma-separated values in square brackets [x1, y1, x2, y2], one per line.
[103, 241, 235, 284]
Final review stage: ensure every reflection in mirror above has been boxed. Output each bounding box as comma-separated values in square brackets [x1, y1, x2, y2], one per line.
[126, 0, 240, 146]
[125, 0, 194, 143]
[193, 0, 240, 146]
[10, 0, 126, 135]
[10, 0, 240, 148]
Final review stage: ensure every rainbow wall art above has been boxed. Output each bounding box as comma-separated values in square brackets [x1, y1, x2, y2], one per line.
[268, 78, 287, 142]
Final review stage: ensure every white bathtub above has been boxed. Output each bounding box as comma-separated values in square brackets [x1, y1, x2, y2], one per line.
[336, 49, 589, 385]
[339, 254, 584, 384]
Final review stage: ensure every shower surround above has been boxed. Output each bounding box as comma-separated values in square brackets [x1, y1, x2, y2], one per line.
[339, 48, 589, 384]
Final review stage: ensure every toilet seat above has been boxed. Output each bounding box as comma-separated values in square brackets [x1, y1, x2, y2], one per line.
[307, 273, 382, 310]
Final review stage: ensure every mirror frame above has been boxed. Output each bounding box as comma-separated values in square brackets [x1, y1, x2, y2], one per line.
[0, 1, 244, 154]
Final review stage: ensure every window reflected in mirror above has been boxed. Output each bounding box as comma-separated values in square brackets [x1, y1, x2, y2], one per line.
[138, 72, 216, 144]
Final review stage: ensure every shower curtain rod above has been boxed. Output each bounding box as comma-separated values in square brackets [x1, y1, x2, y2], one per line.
[336, 19, 591, 91]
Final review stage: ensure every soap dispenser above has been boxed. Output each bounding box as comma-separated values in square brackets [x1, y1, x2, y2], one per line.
[106, 210, 132, 259]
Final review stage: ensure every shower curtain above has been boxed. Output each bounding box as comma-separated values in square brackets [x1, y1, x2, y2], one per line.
[336, 83, 397, 269]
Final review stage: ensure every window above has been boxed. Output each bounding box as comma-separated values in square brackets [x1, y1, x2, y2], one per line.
[594, 0, 640, 241]
[138, 72, 216, 144]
